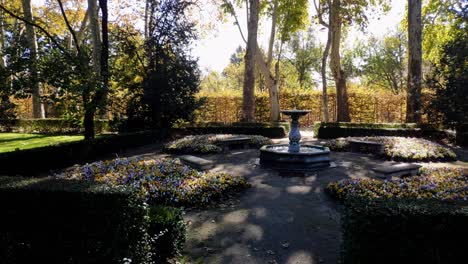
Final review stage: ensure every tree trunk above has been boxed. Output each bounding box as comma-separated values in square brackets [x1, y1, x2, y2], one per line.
[329, 0, 350, 122]
[88, 0, 101, 77]
[98, 0, 109, 119]
[321, 24, 331, 122]
[21, 0, 44, 118]
[83, 106, 95, 140]
[242, 0, 259, 122]
[406, 0, 422, 123]
[267, 1, 280, 121]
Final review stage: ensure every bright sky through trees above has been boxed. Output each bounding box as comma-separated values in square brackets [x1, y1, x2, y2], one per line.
[31, 0, 405, 74]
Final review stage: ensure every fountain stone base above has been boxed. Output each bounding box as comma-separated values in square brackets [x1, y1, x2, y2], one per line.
[259, 144, 331, 171]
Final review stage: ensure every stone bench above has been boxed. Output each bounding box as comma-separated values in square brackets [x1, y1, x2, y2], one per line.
[348, 139, 385, 155]
[179, 155, 214, 171]
[219, 137, 251, 152]
[373, 163, 422, 180]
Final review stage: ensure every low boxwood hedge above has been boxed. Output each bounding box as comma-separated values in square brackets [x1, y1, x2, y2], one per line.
[0, 177, 186, 263]
[313, 122, 449, 141]
[172, 125, 286, 138]
[341, 198, 468, 264]
[0, 118, 111, 134]
[0, 131, 160, 176]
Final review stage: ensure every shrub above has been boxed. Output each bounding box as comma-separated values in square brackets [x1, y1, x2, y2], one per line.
[0, 118, 111, 134]
[0, 177, 152, 263]
[171, 126, 286, 138]
[164, 134, 272, 154]
[328, 168, 468, 263]
[324, 136, 456, 162]
[341, 198, 468, 264]
[55, 157, 249, 207]
[313, 122, 449, 140]
[148, 206, 187, 263]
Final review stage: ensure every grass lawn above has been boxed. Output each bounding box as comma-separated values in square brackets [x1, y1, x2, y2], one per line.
[0, 133, 84, 154]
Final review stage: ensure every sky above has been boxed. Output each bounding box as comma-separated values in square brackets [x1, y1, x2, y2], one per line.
[194, 0, 406, 74]
[32, 0, 406, 74]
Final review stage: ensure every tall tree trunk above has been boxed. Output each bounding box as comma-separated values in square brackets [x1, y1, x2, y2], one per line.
[98, 0, 109, 119]
[242, 0, 259, 122]
[21, 0, 44, 118]
[0, 2, 10, 106]
[321, 24, 331, 122]
[83, 0, 102, 139]
[329, 0, 350, 122]
[406, 0, 422, 123]
[267, 1, 280, 121]
[88, 0, 101, 76]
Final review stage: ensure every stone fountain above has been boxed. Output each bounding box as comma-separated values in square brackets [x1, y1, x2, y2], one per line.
[259, 110, 330, 170]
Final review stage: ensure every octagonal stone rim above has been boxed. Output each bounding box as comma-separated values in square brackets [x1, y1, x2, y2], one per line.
[260, 144, 330, 156]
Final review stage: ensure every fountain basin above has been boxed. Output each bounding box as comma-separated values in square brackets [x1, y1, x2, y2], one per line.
[259, 144, 331, 170]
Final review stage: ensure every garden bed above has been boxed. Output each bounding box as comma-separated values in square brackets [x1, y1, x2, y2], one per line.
[327, 167, 468, 263]
[324, 136, 456, 162]
[164, 134, 272, 154]
[327, 167, 467, 201]
[55, 157, 249, 207]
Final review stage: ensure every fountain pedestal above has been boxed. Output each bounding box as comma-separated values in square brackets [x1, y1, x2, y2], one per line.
[259, 110, 331, 171]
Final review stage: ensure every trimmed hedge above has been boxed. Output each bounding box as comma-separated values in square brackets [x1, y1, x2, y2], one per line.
[0, 177, 151, 263]
[0, 177, 186, 263]
[172, 126, 286, 138]
[0, 118, 110, 134]
[341, 198, 468, 264]
[148, 206, 187, 263]
[0, 131, 160, 176]
[314, 122, 449, 140]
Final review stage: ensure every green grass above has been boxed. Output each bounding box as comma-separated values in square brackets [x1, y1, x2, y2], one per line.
[0, 133, 83, 154]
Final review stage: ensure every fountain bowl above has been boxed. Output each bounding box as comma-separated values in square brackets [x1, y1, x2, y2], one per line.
[259, 144, 331, 171]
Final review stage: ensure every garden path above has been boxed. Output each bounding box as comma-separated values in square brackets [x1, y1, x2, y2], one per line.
[121, 132, 468, 264]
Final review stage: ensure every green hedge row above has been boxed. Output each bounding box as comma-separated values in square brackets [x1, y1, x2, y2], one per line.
[172, 126, 286, 139]
[313, 122, 449, 140]
[341, 198, 468, 263]
[0, 131, 160, 176]
[0, 118, 111, 134]
[0, 177, 186, 263]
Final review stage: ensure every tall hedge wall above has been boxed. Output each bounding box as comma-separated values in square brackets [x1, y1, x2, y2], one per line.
[195, 89, 433, 126]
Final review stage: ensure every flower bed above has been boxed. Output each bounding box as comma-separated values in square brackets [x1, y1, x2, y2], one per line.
[164, 134, 272, 154]
[324, 136, 456, 162]
[55, 157, 249, 207]
[327, 167, 468, 201]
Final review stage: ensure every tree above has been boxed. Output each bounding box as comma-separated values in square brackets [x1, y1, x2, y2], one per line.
[313, 0, 331, 121]
[241, 0, 259, 122]
[315, 0, 389, 122]
[427, 7, 467, 136]
[359, 31, 407, 94]
[21, 0, 44, 118]
[406, 0, 422, 123]
[286, 26, 321, 89]
[142, 0, 201, 128]
[222, 0, 308, 122]
[0, 0, 109, 139]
